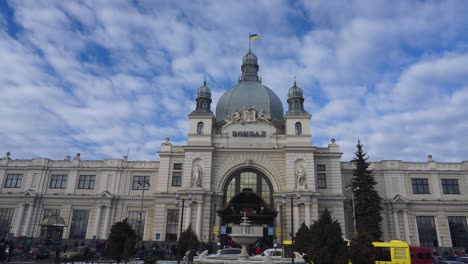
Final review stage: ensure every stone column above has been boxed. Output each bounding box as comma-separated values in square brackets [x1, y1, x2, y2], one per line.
[294, 206, 300, 232]
[403, 211, 411, 244]
[275, 205, 281, 241]
[196, 202, 203, 238]
[94, 205, 103, 239]
[305, 203, 311, 226]
[103, 205, 112, 239]
[393, 211, 400, 240]
[14, 203, 26, 237]
[22, 203, 35, 237]
[185, 204, 192, 229]
[434, 216, 442, 247]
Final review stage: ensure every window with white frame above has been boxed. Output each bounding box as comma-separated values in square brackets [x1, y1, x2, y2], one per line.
[441, 179, 460, 194]
[165, 209, 179, 241]
[68, 210, 90, 239]
[0, 208, 14, 238]
[4, 174, 22, 188]
[132, 176, 150, 190]
[50, 174, 67, 189]
[127, 211, 146, 238]
[412, 178, 430, 194]
[78, 175, 95, 189]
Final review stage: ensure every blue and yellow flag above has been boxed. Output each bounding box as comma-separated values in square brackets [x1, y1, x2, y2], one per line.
[249, 33, 259, 40]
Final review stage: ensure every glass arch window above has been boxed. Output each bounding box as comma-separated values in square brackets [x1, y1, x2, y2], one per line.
[197, 122, 204, 134]
[295, 122, 302, 135]
[224, 169, 273, 206]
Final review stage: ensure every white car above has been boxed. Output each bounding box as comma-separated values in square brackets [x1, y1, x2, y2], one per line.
[205, 248, 242, 259]
[251, 248, 283, 259]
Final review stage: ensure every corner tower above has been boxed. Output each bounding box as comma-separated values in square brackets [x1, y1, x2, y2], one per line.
[188, 80, 215, 146]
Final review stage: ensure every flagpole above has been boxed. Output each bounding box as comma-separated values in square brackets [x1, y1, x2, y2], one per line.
[249, 32, 251, 52]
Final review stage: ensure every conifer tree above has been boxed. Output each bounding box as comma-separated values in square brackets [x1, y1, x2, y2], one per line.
[308, 209, 348, 264]
[349, 231, 376, 264]
[178, 224, 200, 261]
[352, 140, 383, 241]
[294, 222, 312, 254]
[107, 218, 137, 262]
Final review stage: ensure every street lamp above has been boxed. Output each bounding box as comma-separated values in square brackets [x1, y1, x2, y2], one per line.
[138, 178, 151, 244]
[282, 193, 302, 264]
[345, 184, 359, 235]
[176, 193, 192, 264]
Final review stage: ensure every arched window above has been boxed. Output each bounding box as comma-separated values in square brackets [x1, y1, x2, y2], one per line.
[295, 122, 302, 135]
[197, 122, 204, 134]
[224, 169, 273, 206]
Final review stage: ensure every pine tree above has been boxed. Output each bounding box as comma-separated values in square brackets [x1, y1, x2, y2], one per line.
[349, 231, 376, 264]
[294, 222, 312, 254]
[309, 209, 348, 264]
[178, 224, 200, 261]
[107, 218, 137, 262]
[352, 140, 383, 241]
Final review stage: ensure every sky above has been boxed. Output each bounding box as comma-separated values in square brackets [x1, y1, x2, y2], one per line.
[1, 0, 468, 162]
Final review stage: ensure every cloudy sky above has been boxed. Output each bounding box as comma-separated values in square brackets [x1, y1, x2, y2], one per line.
[1, 0, 467, 162]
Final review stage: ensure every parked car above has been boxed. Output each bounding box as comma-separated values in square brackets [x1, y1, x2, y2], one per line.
[132, 249, 165, 261]
[29, 245, 50, 259]
[433, 261, 465, 264]
[251, 248, 283, 259]
[458, 257, 468, 263]
[60, 246, 95, 260]
[206, 248, 242, 259]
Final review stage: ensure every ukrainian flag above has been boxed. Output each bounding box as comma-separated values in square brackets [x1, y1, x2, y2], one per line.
[249, 33, 259, 40]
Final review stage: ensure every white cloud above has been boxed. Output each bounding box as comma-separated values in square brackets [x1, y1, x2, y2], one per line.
[0, 0, 467, 163]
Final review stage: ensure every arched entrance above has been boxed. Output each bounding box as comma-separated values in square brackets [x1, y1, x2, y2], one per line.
[218, 168, 278, 250]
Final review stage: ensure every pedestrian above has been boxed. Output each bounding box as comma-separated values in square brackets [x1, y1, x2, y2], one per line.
[0, 239, 7, 263]
[55, 246, 61, 259]
[7, 240, 14, 262]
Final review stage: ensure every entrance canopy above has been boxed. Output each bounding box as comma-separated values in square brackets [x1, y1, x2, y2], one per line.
[218, 188, 277, 225]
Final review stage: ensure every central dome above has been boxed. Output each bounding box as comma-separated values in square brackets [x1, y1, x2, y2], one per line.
[215, 51, 284, 123]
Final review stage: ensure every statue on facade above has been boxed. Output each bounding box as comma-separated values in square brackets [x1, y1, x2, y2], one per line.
[296, 165, 306, 186]
[192, 165, 202, 187]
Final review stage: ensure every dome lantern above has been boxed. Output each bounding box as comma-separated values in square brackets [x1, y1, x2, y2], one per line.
[194, 78, 212, 113]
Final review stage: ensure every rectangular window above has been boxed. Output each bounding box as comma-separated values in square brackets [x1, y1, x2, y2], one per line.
[78, 175, 95, 189]
[165, 209, 179, 241]
[173, 163, 183, 170]
[412, 178, 430, 194]
[448, 216, 468, 247]
[132, 176, 150, 190]
[317, 173, 327, 189]
[4, 174, 22, 188]
[172, 172, 182, 187]
[316, 165, 326, 171]
[0, 208, 14, 238]
[68, 210, 90, 239]
[50, 174, 67, 189]
[127, 211, 146, 238]
[43, 209, 61, 220]
[441, 179, 460, 194]
[416, 216, 438, 247]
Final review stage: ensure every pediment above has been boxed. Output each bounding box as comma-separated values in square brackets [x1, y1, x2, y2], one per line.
[23, 189, 37, 196]
[97, 190, 113, 198]
[391, 194, 409, 203]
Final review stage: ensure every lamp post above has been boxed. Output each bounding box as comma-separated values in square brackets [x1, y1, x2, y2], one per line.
[345, 184, 359, 235]
[282, 193, 302, 264]
[138, 178, 150, 244]
[176, 194, 192, 264]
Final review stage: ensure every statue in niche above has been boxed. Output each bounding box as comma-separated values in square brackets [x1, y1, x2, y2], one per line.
[296, 164, 306, 186]
[192, 165, 202, 187]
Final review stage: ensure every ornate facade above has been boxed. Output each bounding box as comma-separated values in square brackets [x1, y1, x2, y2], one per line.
[0, 50, 467, 248]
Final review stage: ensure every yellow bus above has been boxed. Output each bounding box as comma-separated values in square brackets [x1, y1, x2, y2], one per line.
[372, 240, 411, 264]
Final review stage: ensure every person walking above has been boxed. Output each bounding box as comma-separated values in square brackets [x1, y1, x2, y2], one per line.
[0, 239, 7, 263]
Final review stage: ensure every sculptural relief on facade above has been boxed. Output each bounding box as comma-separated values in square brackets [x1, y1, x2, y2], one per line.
[224, 106, 271, 126]
[296, 164, 306, 187]
[192, 164, 202, 188]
